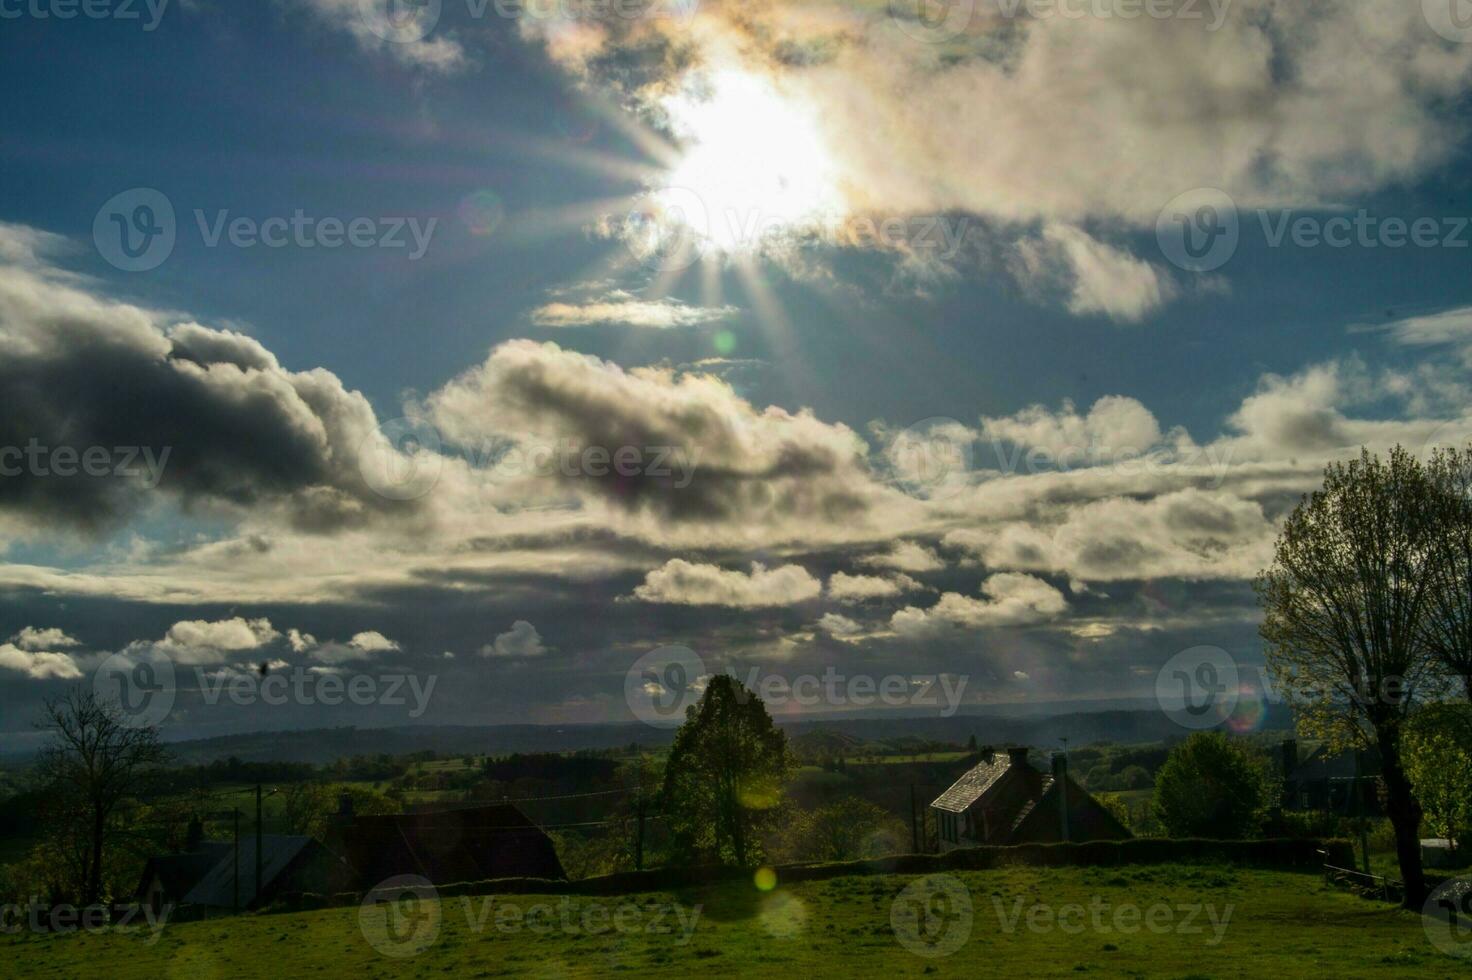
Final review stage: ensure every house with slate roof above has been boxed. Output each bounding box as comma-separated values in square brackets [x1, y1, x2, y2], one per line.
[930, 746, 1131, 850]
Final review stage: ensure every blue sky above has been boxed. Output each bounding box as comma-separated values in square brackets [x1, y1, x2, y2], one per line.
[2, 1, 1472, 739]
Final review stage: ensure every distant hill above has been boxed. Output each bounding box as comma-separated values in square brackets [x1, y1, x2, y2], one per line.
[75, 702, 1292, 767]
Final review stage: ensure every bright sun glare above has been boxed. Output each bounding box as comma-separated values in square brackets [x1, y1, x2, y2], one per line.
[652, 69, 845, 256]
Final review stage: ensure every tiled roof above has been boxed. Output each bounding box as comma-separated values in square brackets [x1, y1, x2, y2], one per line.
[931, 755, 1013, 813]
[182, 835, 318, 908]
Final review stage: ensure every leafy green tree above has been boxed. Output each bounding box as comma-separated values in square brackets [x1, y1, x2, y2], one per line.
[662, 674, 792, 867]
[780, 798, 906, 863]
[1403, 704, 1472, 854]
[1153, 732, 1275, 839]
[1425, 447, 1472, 700]
[1257, 447, 1445, 906]
[35, 687, 168, 905]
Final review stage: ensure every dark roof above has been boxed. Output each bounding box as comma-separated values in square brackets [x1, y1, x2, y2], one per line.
[1011, 775, 1132, 844]
[136, 842, 232, 900]
[932, 754, 1013, 813]
[1288, 745, 1381, 782]
[182, 835, 319, 908]
[327, 803, 565, 887]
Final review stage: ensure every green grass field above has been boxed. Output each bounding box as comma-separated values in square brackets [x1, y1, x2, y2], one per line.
[4, 864, 1465, 978]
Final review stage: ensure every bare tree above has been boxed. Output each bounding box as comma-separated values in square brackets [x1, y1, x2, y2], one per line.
[1426, 447, 1472, 700]
[1256, 447, 1443, 907]
[35, 687, 168, 905]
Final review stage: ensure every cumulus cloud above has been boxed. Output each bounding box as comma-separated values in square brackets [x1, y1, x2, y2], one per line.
[631, 560, 822, 607]
[857, 541, 943, 573]
[891, 573, 1068, 633]
[0, 643, 81, 680]
[427, 340, 890, 531]
[827, 571, 923, 603]
[482, 620, 547, 659]
[1014, 224, 1175, 322]
[979, 396, 1169, 464]
[817, 612, 863, 638]
[10, 626, 81, 651]
[0, 248, 427, 536]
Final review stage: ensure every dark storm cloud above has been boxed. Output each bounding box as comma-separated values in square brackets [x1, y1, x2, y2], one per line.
[0, 262, 419, 534]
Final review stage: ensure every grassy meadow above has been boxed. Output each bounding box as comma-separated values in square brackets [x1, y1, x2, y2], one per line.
[4, 863, 1464, 979]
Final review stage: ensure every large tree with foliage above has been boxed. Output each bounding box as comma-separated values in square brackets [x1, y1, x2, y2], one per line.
[35, 687, 169, 905]
[1152, 732, 1275, 839]
[1403, 704, 1472, 856]
[662, 674, 791, 867]
[1256, 447, 1445, 906]
[1425, 447, 1472, 700]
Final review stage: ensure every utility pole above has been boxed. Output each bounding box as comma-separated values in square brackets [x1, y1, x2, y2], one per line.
[1059, 738, 1071, 843]
[255, 784, 263, 907]
[910, 785, 919, 853]
[232, 808, 240, 914]
[633, 757, 646, 872]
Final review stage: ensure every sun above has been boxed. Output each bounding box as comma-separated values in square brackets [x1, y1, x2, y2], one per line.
[651, 69, 845, 256]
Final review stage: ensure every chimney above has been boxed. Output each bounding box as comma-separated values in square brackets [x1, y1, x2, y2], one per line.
[185, 816, 203, 852]
[338, 793, 355, 820]
[1281, 739, 1298, 777]
[1052, 753, 1070, 842]
[1006, 745, 1031, 768]
[981, 745, 995, 763]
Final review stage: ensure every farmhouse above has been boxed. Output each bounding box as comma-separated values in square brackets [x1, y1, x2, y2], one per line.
[930, 746, 1130, 850]
[1279, 739, 1383, 815]
[136, 819, 338, 913]
[323, 797, 566, 887]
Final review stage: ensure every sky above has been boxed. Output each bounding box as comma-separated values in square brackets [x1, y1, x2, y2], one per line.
[2, 0, 1472, 741]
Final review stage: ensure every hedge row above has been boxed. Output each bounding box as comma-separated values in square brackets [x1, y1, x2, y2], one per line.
[319, 837, 1351, 910]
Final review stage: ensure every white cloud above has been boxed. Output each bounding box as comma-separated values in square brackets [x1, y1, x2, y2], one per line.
[482, 620, 547, 659]
[817, 613, 863, 638]
[857, 541, 943, 573]
[148, 617, 281, 665]
[632, 560, 822, 607]
[891, 573, 1067, 633]
[10, 626, 81, 651]
[0, 643, 81, 680]
[980, 396, 1166, 463]
[349, 630, 400, 653]
[827, 571, 923, 603]
[292, 0, 467, 72]
[1015, 224, 1175, 322]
